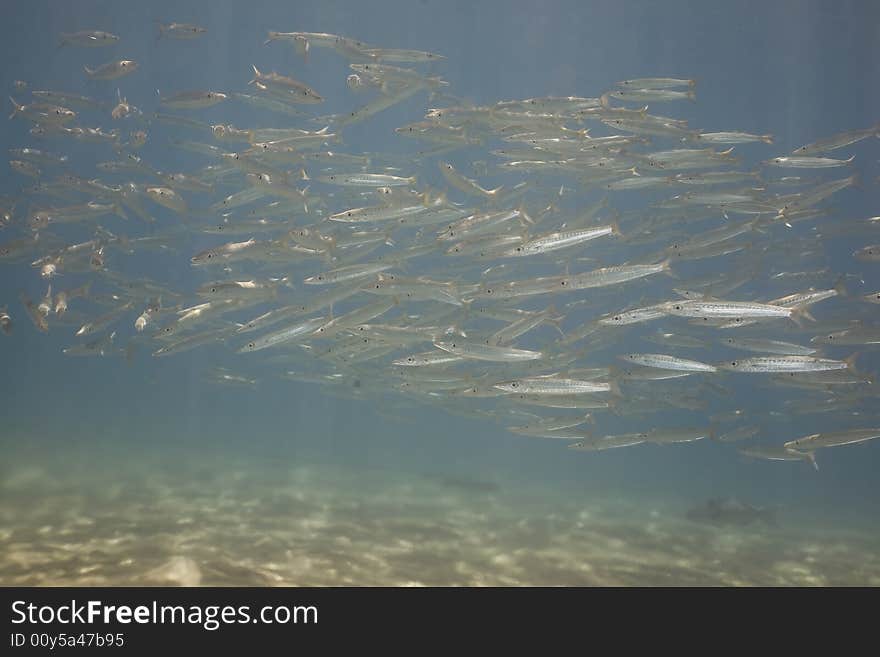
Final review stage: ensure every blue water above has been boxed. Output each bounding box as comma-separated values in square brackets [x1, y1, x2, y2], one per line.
[1, 0, 879, 585]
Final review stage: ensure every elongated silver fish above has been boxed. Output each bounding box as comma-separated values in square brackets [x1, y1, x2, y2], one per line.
[433, 341, 542, 362]
[719, 355, 856, 373]
[784, 428, 880, 450]
[620, 353, 717, 372]
[84, 60, 138, 80]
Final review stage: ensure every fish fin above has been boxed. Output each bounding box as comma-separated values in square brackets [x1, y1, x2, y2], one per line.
[547, 307, 566, 338]
[83, 65, 94, 77]
[762, 134, 774, 144]
[833, 276, 849, 298]
[806, 450, 819, 471]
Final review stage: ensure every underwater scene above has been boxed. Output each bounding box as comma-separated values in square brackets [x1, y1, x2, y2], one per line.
[1, 0, 879, 586]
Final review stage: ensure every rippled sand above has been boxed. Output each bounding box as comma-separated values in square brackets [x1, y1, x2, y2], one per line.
[2, 446, 878, 586]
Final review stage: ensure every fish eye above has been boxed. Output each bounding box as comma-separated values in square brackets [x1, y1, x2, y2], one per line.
[248, 342, 254, 349]
[674, 305, 681, 310]
[731, 361, 737, 366]
[828, 335, 833, 340]
[210, 288, 216, 293]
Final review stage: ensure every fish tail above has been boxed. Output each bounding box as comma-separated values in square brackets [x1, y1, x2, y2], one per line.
[761, 134, 774, 144]
[8, 96, 21, 119]
[608, 379, 623, 398]
[707, 423, 719, 442]
[660, 258, 678, 279]
[844, 352, 860, 372]
[83, 65, 95, 77]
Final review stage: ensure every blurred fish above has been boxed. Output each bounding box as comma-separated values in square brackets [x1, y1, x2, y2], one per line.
[83, 60, 138, 80]
[685, 498, 776, 527]
[784, 428, 880, 451]
[60, 30, 119, 47]
[158, 22, 207, 39]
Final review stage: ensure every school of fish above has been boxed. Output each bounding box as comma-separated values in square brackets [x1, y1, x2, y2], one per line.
[2, 27, 879, 469]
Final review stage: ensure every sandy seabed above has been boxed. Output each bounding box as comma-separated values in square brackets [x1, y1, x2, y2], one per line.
[2, 445, 878, 587]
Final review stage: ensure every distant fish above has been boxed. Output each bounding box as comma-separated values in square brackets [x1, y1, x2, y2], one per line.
[685, 498, 776, 528]
[157, 22, 207, 39]
[59, 30, 119, 47]
[160, 91, 228, 110]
